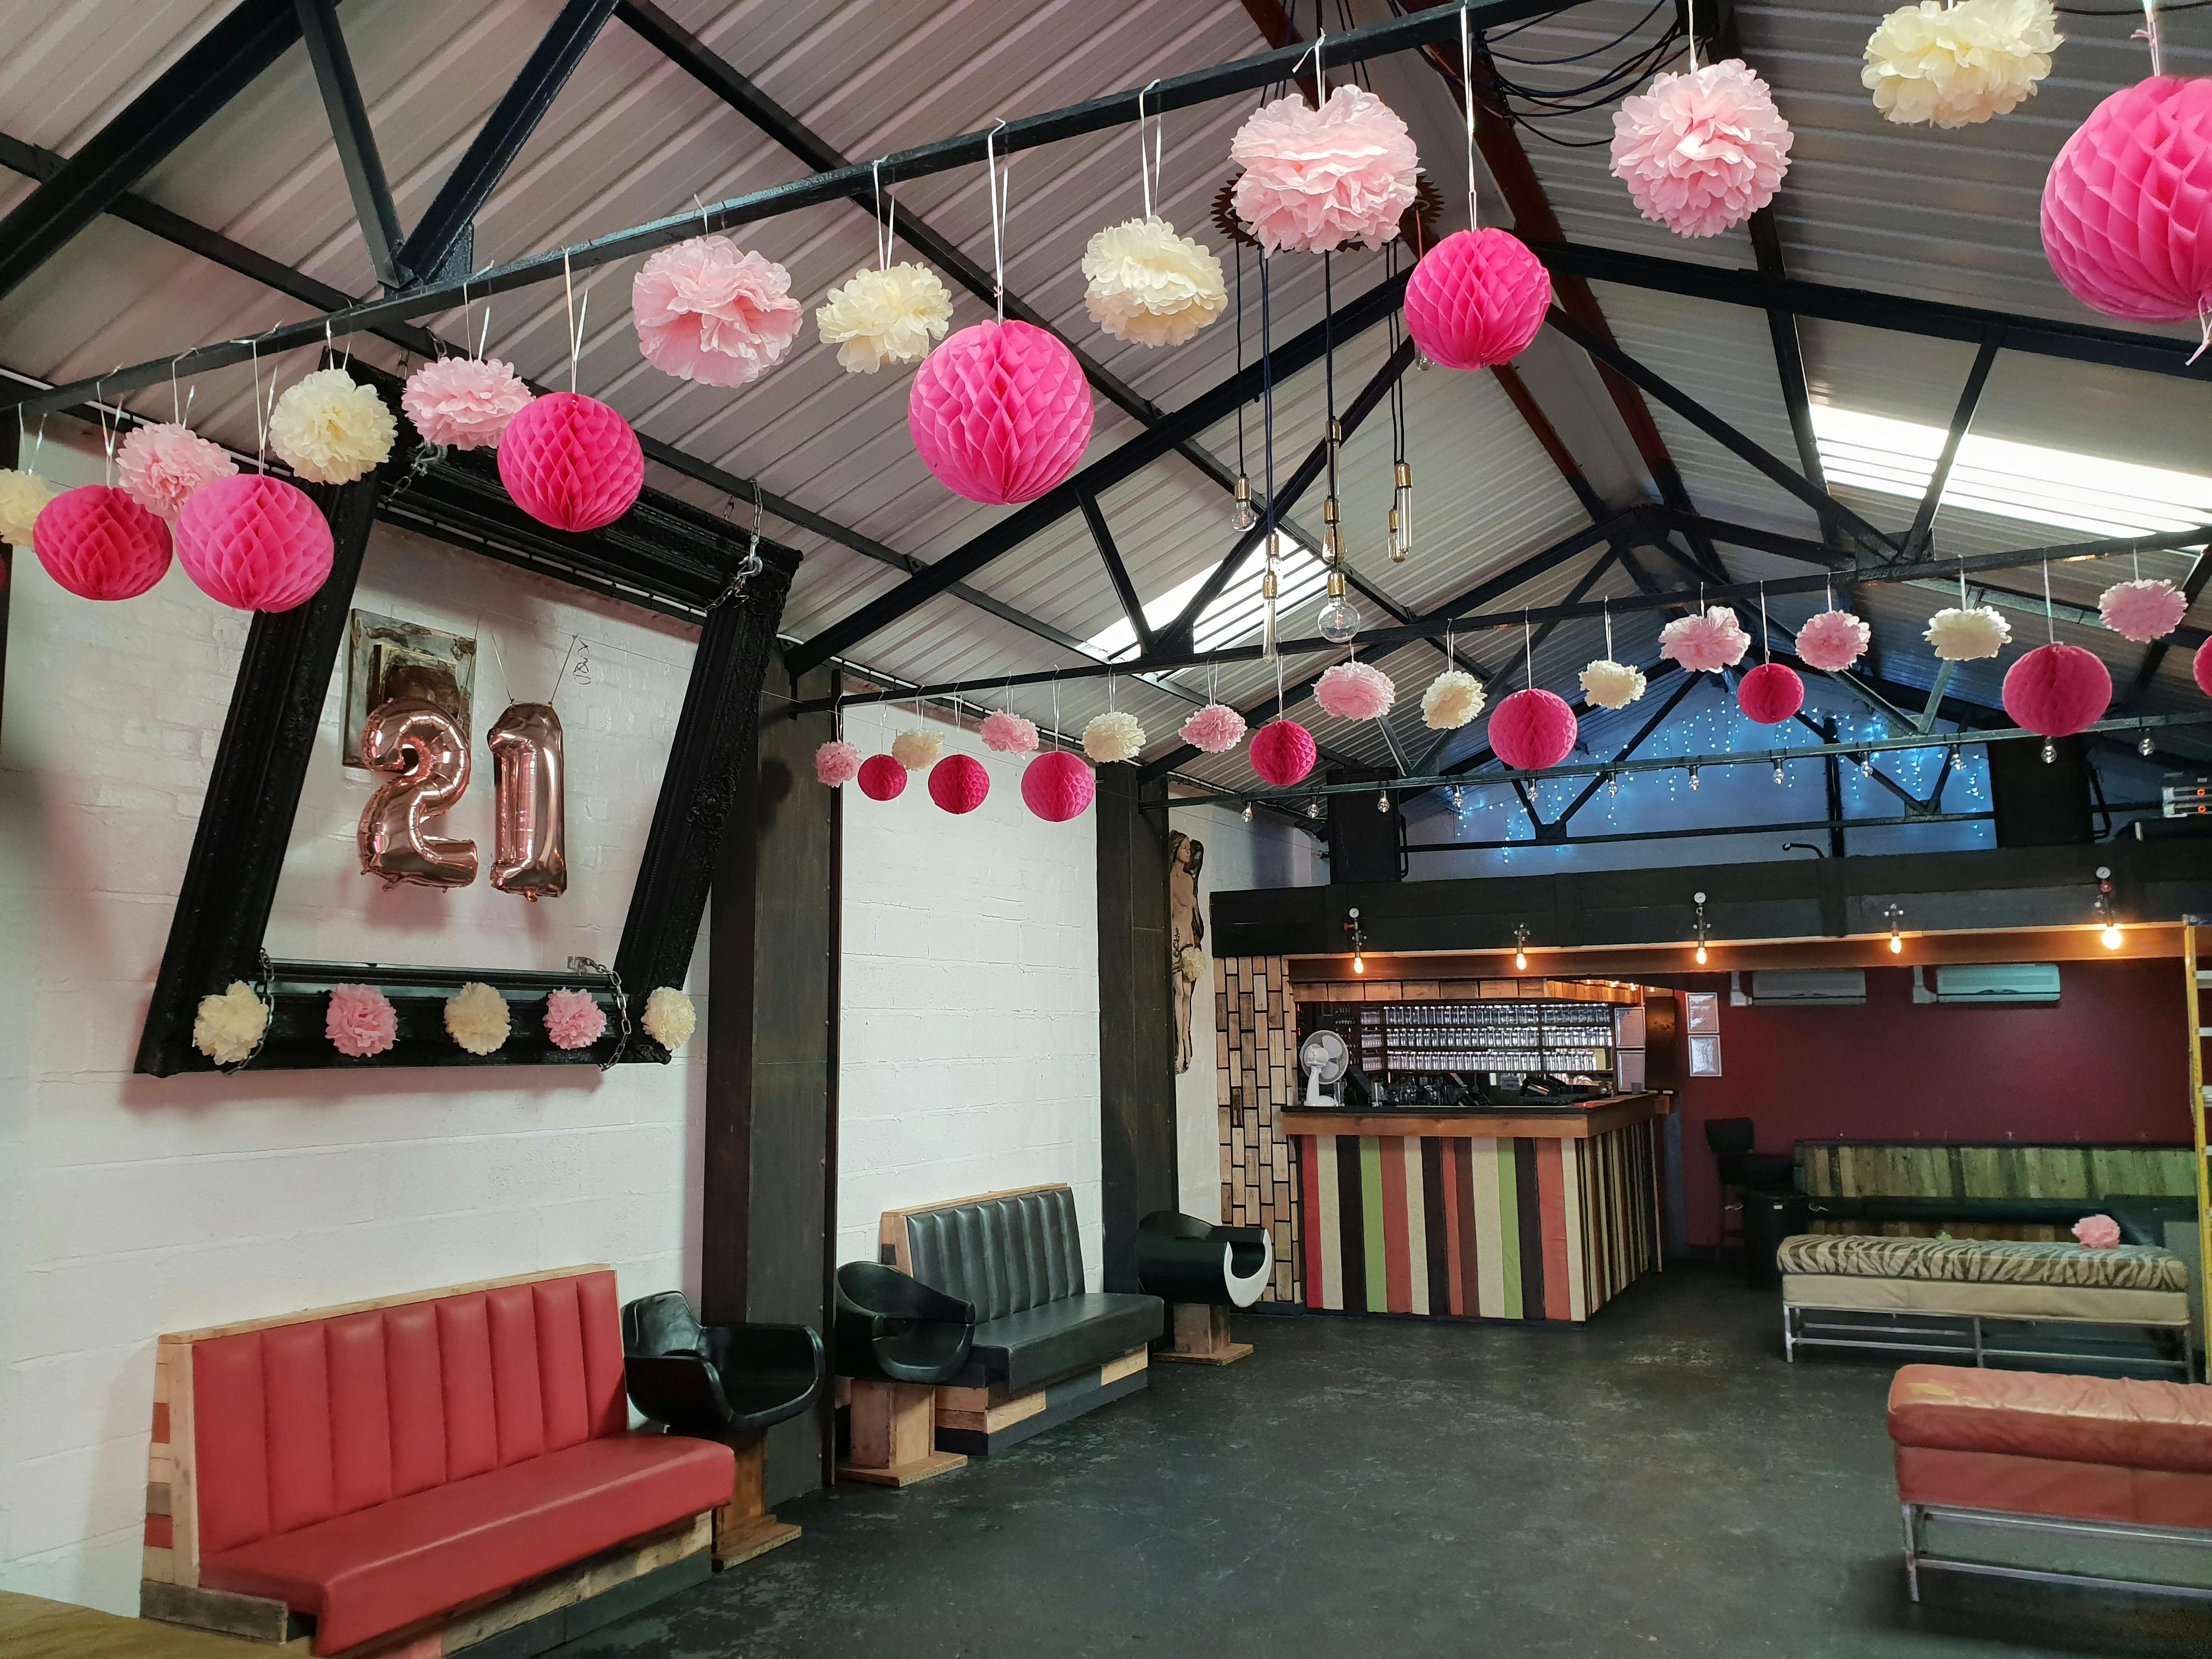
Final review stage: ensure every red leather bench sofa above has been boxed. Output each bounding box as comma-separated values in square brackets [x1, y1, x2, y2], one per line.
[141, 1266, 732, 1657]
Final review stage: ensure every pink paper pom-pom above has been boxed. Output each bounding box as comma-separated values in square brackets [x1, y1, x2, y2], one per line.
[2002, 642, 2111, 737]
[856, 754, 907, 801]
[498, 391, 643, 533]
[910, 320, 1093, 505]
[980, 709, 1040, 754]
[2072, 1213, 2121, 1250]
[1489, 688, 1579, 771]
[326, 983, 397, 1058]
[117, 422, 236, 521]
[1403, 229, 1553, 370]
[1610, 61, 1793, 238]
[1660, 605, 1752, 673]
[1022, 749, 1096, 822]
[815, 739, 861, 787]
[633, 235, 803, 387]
[1249, 719, 1318, 787]
[1229, 85, 1420, 254]
[929, 753, 991, 814]
[2042, 77, 2212, 324]
[1795, 607, 1872, 672]
[1314, 660, 1396, 721]
[175, 473, 332, 611]
[1180, 702, 1248, 754]
[33, 484, 172, 601]
[402, 356, 533, 450]
[1736, 662, 1805, 725]
[2098, 577, 2188, 643]
[544, 988, 607, 1051]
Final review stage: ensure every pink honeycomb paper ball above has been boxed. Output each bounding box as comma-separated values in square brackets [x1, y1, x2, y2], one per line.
[1403, 229, 1553, 370]
[928, 753, 991, 814]
[1489, 688, 1578, 771]
[1736, 662, 1805, 725]
[1022, 749, 1095, 822]
[2197, 637, 2212, 697]
[498, 391, 644, 532]
[909, 320, 1094, 505]
[2042, 77, 2212, 324]
[1249, 719, 1318, 787]
[856, 754, 907, 801]
[175, 473, 333, 612]
[2002, 643, 2111, 737]
[32, 484, 171, 601]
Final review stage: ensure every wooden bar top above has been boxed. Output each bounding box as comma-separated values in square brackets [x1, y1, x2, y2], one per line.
[1280, 1091, 1668, 1141]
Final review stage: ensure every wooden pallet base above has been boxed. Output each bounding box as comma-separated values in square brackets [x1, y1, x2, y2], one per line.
[712, 1516, 802, 1568]
[935, 1347, 1149, 1457]
[1152, 1304, 1252, 1366]
[838, 1379, 971, 1488]
[707, 1430, 800, 1570]
[836, 1448, 970, 1488]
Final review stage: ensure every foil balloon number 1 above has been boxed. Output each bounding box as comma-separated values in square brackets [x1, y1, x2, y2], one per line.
[358, 699, 478, 888]
[487, 702, 568, 900]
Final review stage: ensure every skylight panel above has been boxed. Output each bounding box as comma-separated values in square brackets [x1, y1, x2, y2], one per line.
[1078, 533, 1324, 662]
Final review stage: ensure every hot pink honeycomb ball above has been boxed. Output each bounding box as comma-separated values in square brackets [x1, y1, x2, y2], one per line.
[1489, 688, 1578, 771]
[856, 754, 907, 802]
[2003, 643, 2111, 738]
[1736, 662, 1804, 725]
[2042, 76, 2212, 323]
[497, 391, 644, 532]
[1249, 719, 1318, 787]
[32, 484, 171, 600]
[909, 320, 1094, 505]
[1403, 228, 1553, 370]
[928, 753, 991, 815]
[1021, 749, 1094, 822]
[176, 473, 334, 612]
[2196, 637, 2212, 698]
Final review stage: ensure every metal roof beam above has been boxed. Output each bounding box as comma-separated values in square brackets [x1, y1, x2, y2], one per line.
[1079, 487, 1154, 657]
[1556, 670, 1701, 825]
[1905, 331, 2002, 558]
[294, 0, 405, 287]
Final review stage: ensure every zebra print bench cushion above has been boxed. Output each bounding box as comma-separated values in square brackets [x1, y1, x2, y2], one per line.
[1777, 1233, 2187, 1293]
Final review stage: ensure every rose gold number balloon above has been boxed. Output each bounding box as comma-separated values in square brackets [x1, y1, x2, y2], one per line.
[488, 702, 567, 900]
[357, 697, 477, 888]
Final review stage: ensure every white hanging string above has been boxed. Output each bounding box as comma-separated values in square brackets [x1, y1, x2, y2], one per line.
[872, 160, 896, 271]
[1460, 5, 1479, 232]
[984, 120, 1011, 324]
[2042, 560, 2056, 643]
[1685, 0, 1699, 74]
[1759, 582, 1770, 662]
[93, 376, 116, 488]
[561, 251, 590, 394]
[1603, 598, 1614, 662]
[2141, 0, 2164, 76]
[1522, 611, 1534, 688]
[1136, 80, 1163, 221]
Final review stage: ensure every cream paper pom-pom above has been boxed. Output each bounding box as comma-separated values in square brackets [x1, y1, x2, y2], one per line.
[1420, 669, 1486, 731]
[193, 980, 270, 1065]
[270, 368, 397, 484]
[1084, 709, 1146, 763]
[1863, 0, 2059, 129]
[0, 469, 58, 545]
[1926, 604, 2012, 661]
[891, 728, 943, 771]
[1579, 659, 1648, 711]
[816, 263, 954, 373]
[641, 986, 697, 1051]
[1082, 218, 1227, 347]
[444, 980, 511, 1056]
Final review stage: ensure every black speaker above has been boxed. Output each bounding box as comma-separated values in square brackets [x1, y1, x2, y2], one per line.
[1325, 768, 1403, 883]
[1987, 735, 2091, 847]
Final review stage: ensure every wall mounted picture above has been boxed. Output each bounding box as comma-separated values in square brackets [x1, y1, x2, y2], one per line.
[343, 610, 476, 768]
[1685, 991, 1720, 1035]
[1688, 1035, 1723, 1077]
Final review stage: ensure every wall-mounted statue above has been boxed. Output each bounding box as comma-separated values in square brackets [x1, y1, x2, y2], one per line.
[1169, 831, 1206, 1074]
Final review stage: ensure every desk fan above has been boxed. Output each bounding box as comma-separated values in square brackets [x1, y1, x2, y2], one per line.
[1300, 1029, 1349, 1108]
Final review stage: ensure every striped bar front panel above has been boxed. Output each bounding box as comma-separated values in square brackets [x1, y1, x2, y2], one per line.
[1296, 1120, 1656, 1322]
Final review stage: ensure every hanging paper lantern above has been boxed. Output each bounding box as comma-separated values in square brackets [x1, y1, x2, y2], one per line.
[1022, 749, 1096, 822]
[1420, 669, 1486, 730]
[909, 320, 1094, 505]
[117, 422, 235, 520]
[1083, 710, 1146, 763]
[817, 263, 955, 374]
[928, 753, 991, 814]
[1180, 702, 1247, 753]
[2099, 577, 2188, 643]
[1926, 603, 2011, 661]
[633, 235, 803, 387]
[2003, 642, 2112, 737]
[1863, 0, 2059, 129]
[2042, 77, 2212, 326]
[401, 356, 533, 450]
[32, 485, 172, 601]
[1660, 606, 1752, 672]
[856, 754, 907, 801]
[1610, 61, 1793, 238]
[891, 729, 943, 771]
[498, 391, 643, 532]
[1314, 661, 1396, 721]
[1083, 218, 1227, 347]
[980, 709, 1040, 754]
[269, 367, 396, 484]
[1737, 662, 1805, 725]
[2196, 637, 2212, 697]
[815, 739, 861, 787]
[175, 473, 333, 612]
[1402, 229, 1553, 370]
[1578, 659, 1646, 712]
[1796, 608, 1872, 672]
[1249, 718, 1318, 787]
[0, 469, 58, 545]
[1229, 85, 1419, 254]
[1489, 689, 1578, 771]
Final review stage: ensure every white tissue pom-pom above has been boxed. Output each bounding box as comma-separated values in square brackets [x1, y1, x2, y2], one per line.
[270, 368, 397, 484]
[641, 986, 697, 1051]
[1926, 604, 2012, 661]
[1579, 659, 1648, 710]
[0, 469, 58, 544]
[816, 263, 954, 373]
[1420, 669, 1487, 730]
[891, 729, 943, 771]
[1863, 0, 2059, 129]
[193, 980, 269, 1065]
[444, 980, 511, 1056]
[1084, 710, 1146, 763]
[1082, 218, 1228, 347]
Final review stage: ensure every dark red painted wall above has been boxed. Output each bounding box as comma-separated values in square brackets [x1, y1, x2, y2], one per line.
[1669, 960, 2192, 1248]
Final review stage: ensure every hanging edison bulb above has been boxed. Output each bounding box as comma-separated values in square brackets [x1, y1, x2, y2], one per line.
[1260, 560, 1280, 659]
[1388, 461, 1413, 565]
[1231, 473, 1257, 532]
[1316, 569, 1362, 645]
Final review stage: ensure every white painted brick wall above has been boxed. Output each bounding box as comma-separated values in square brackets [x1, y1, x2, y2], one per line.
[836, 713, 1102, 1284]
[0, 437, 706, 1615]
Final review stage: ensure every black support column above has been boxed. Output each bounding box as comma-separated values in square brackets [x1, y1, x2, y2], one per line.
[1095, 766, 1177, 1293]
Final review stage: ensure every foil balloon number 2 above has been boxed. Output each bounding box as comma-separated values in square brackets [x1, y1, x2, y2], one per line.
[356, 698, 568, 898]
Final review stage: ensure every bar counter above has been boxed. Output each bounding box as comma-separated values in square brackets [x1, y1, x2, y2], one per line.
[1280, 1092, 1666, 1324]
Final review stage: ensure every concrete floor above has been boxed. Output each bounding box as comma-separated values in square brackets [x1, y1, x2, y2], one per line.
[560, 1266, 2210, 1658]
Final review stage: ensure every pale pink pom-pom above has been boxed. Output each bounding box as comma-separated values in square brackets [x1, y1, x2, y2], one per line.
[402, 356, 533, 450]
[1314, 660, 1396, 721]
[1610, 61, 1793, 238]
[816, 739, 861, 787]
[545, 988, 608, 1050]
[1795, 608, 1872, 672]
[326, 983, 397, 1058]
[2072, 1213, 2121, 1250]
[1229, 85, 1419, 254]
[980, 709, 1040, 754]
[1659, 605, 1752, 672]
[1180, 702, 1248, 754]
[633, 235, 803, 388]
[117, 422, 236, 521]
[2098, 577, 2188, 642]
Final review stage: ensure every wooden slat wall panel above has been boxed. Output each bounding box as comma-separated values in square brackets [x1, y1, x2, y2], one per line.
[1797, 1138, 2196, 1239]
[1217, 956, 1300, 1302]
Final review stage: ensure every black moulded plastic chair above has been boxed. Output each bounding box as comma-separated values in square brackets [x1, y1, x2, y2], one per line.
[834, 1261, 976, 1385]
[621, 1290, 825, 1437]
[1136, 1211, 1272, 1364]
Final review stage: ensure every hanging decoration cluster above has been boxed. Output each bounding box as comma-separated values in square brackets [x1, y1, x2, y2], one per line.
[1863, 0, 2059, 128]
